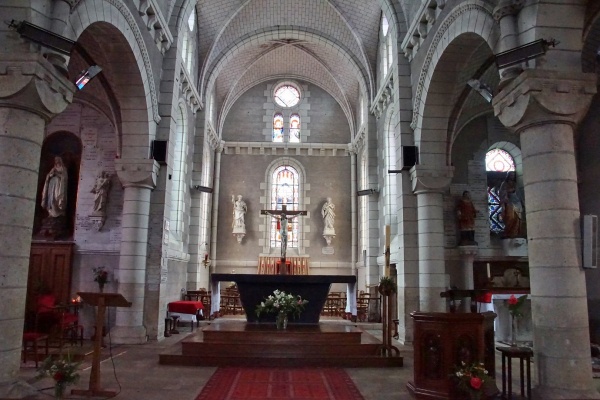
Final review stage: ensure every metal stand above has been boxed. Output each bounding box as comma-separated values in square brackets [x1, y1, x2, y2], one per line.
[377, 290, 399, 356]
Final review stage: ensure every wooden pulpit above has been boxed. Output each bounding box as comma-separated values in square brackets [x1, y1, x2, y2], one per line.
[72, 292, 131, 398]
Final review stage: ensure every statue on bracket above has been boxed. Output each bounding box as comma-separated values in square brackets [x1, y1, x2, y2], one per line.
[456, 190, 478, 246]
[322, 197, 336, 245]
[232, 195, 247, 243]
[89, 171, 112, 231]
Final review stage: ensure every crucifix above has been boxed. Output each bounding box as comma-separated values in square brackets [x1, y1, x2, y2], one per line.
[261, 204, 308, 275]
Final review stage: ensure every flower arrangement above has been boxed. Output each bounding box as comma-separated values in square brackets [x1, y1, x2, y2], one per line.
[37, 354, 81, 399]
[92, 266, 108, 288]
[378, 276, 397, 294]
[507, 294, 527, 318]
[452, 361, 488, 400]
[255, 289, 309, 320]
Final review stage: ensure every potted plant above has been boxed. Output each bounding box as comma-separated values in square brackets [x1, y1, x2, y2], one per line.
[37, 353, 81, 399]
[255, 289, 308, 329]
[451, 361, 488, 400]
[378, 276, 397, 295]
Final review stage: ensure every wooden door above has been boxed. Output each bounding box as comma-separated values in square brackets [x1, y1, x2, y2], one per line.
[27, 242, 74, 314]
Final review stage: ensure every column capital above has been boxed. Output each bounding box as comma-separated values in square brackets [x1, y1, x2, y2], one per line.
[458, 245, 478, 257]
[410, 165, 454, 194]
[0, 53, 74, 121]
[115, 159, 160, 189]
[492, 0, 524, 20]
[493, 69, 597, 133]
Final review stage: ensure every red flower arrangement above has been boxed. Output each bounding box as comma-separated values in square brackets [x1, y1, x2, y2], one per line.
[452, 361, 488, 399]
[508, 294, 527, 318]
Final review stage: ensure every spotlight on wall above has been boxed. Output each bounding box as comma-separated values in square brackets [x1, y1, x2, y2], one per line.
[194, 185, 213, 193]
[75, 65, 102, 90]
[9, 20, 75, 55]
[467, 79, 493, 103]
[357, 188, 378, 197]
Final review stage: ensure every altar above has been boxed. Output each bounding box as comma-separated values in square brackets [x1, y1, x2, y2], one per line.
[210, 273, 357, 324]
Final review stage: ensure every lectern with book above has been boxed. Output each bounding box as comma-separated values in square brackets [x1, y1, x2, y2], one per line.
[72, 292, 131, 397]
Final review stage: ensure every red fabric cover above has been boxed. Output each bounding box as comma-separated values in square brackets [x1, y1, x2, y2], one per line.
[168, 301, 204, 314]
[37, 295, 56, 312]
[23, 332, 48, 340]
[61, 313, 78, 325]
[476, 292, 492, 303]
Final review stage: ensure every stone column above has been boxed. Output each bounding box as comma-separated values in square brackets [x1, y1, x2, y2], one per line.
[112, 159, 159, 344]
[410, 165, 453, 312]
[0, 54, 73, 395]
[493, 0, 524, 86]
[494, 69, 599, 399]
[458, 245, 478, 312]
[349, 147, 358, 274]
[209, 142, 224, 272]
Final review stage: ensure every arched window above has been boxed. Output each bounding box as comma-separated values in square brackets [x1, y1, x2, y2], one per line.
[381, 14, 389, 77]
[270, 165, 300, 249]
[273, 113, 284, 142]
[486, 148, 515, 233]
[182, 8, 196, 75]
[289, 114, 300, 143]
[171, 106, 188, 234]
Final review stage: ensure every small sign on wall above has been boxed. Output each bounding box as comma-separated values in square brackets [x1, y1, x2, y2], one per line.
[322, 246, 334, 255]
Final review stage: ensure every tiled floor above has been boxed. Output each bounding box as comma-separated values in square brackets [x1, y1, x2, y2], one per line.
[12, 317, 544, 400]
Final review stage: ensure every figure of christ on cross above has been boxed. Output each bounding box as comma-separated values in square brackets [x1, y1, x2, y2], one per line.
[261, 204, 307, 275]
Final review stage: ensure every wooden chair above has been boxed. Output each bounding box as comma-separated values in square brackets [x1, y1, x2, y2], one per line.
[22, 312, 49, 367]
[36, 294, 83, 349]
[357, 292, 369, 322]
[322, 292, 343, 316]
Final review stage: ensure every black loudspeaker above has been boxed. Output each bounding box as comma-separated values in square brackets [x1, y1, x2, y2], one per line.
[152, 140, 167, 165]
[402, 146, 418, 170]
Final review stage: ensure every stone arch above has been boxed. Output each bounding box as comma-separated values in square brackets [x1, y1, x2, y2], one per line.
[411, 1, 499, 167]
[68, 0, 160, 159]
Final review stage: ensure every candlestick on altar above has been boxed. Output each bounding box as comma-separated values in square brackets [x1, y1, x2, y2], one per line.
[486, 263, 491, 279]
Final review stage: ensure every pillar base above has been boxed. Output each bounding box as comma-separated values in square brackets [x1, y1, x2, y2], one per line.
[533, 386, 600, 400]
[0, 379, 40, 399]
[109, 325, 147, 344]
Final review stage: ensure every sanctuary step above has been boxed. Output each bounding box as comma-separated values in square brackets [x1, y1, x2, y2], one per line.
[159, 321, 403, 368]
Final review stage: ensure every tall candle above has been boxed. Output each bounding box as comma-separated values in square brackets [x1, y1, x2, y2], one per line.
[487, 263, 491, 279]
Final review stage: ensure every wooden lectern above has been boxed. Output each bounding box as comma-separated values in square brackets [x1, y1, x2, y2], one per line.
[72, 292, 131, 398]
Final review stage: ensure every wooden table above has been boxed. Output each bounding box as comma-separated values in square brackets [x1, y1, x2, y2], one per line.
[168, 301, 204, 331]
[496, 346, 533, 399]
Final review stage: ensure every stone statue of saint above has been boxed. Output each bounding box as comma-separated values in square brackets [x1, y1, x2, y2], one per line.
[322, 197, 335, 234]
[232, 195, 247, 232]
[91, 171, 112, 215]
[499, 171, 524, 238]
[41, 156, 68, 218]
[456, 190, 478, 245]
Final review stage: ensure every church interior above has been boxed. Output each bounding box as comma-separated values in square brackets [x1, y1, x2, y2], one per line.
[3, 0, 600, 399]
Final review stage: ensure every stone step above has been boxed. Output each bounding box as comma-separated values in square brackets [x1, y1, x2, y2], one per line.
[159, 321, 403, 368]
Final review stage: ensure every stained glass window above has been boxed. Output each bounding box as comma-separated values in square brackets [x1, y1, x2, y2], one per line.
[274, 85, 300, 108]
[270, 165, 299, 248]
[273, 113, 284, 142]
[486, 148, 516, 233]
[289, 114, 300, 143]
[486, 148, 515, 172]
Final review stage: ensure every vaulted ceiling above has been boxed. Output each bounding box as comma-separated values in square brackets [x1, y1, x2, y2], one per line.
[195, 0, 394, 134]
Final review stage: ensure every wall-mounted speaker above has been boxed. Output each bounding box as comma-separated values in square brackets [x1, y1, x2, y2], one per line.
[401, 145, 418, 170]
[152, 140, 167, 165]
[583, 214, 597, 269]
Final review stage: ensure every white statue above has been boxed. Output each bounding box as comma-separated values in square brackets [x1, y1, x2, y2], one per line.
[41, 156, 68, 218]
[232, 195, 247, 233]
[91, 171, 112, 215]
[322, 197, 335, 234]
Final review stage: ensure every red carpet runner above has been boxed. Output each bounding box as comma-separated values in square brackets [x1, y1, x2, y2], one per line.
[195, 367, 365, 400]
